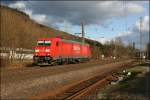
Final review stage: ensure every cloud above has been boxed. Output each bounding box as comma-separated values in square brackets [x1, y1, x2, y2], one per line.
[118, 31, 133, 37]
[127, 3, 144, 14]
[9, 1, 26, 10]
[98, 38, 110, 44]
[89, 37, 110, 44]
[4, 1, 145, 27]
[31, 14, 47, 24]
[8, 1, 48, 25]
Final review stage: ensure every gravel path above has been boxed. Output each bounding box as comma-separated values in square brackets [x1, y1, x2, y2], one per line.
[1, 59, 116, 84]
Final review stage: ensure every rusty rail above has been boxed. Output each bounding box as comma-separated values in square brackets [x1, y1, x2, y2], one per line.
[30, 60, 138, 100]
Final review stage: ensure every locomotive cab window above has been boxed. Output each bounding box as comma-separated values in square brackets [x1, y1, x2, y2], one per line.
[45, 41, 51, 46]
[37, 40, 51, 46]
[37, 41, 44, 46]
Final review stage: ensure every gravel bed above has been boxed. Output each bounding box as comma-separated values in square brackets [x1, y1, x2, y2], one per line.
[1, 60, 132, 99]
[1, 59, 115, 84]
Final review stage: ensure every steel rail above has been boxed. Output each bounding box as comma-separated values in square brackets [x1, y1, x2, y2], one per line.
[30, 61, 138, 100]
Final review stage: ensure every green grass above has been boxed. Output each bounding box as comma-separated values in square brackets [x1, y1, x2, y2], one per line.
[97, 65, 150, 100]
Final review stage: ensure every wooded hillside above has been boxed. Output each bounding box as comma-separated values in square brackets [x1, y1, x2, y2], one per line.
[0, 5, 102, 59]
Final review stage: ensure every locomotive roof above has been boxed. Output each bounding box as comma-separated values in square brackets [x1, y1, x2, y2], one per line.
[61, 39, 89, 46]
[38, 37, 89, 46]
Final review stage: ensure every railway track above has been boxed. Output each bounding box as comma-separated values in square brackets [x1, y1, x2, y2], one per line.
[1, 59, 121, 84]
[57, 74, 116, 100]
[31, 61, 137, 100]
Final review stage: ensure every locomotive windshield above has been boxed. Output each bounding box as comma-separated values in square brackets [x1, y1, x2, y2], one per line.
[37, 40, 51, 46]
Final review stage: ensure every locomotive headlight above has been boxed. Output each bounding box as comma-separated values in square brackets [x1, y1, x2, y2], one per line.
[45, 49, 50, 52]
[35, 49, 39, 52]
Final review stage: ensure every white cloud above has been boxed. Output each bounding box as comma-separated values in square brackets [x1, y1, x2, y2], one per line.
[127, 3, 144, 14]
[8, 1, 48, 25]
[118, 31, 133, 37]
[31, 14, 47, 24]
[24, 9, 33, 16]
[98, 38, 109, 44]
[97, 1, 144, 18]
[9, 1, 26, 10]
[90, 37, 110, 44]
[7, 1, 145, 26]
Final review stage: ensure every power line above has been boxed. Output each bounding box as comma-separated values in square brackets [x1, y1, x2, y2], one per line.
[123, 0, 132, 45]
[140, 17, 143, 51]
[123, 0, 128, 32]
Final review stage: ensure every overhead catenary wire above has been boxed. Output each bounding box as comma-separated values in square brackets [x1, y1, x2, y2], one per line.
[139, 17, 144, 62]
[123, 0, 130, 45]
[123, 0, 128, 33]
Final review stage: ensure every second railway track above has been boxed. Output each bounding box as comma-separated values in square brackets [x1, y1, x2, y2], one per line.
[31, 60, 137, 100]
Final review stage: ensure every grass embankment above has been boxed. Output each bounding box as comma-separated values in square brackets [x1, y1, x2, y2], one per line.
[0, 58, 33, 69]
[97, 63, 150, 100]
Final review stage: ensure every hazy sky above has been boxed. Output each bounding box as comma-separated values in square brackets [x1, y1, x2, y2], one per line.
[1, 0, 149, 49]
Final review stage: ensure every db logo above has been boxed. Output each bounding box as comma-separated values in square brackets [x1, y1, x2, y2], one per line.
[73, 46, 80, 51]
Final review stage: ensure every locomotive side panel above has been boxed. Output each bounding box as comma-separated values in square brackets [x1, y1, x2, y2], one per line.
[88, 45, 91, 58]
[72, 43, 81, 58]
[82, 45, 87, 57]
[63, 42, 72, 57]
[80, 45, 90, 58]
[86, 45, 91, 58]
[33, 37, 91, 65]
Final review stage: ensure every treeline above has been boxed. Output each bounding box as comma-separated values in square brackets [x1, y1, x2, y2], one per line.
[101, 37, 135, 58]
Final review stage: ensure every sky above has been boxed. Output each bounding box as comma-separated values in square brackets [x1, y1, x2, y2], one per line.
[1, 0, 149, 50]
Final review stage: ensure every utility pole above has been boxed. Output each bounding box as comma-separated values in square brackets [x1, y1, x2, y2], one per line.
[133, 42, 135, 49]
[81, 19, 85, 44]
[114, 39, 117, 60]
[75, 19, 85, 43]
[140, 17, 143, 62]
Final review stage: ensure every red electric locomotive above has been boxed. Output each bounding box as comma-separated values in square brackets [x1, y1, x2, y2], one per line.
[33, 37, 91, 65]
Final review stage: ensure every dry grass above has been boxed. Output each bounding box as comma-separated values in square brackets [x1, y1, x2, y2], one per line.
[0, 6, 73, 48]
